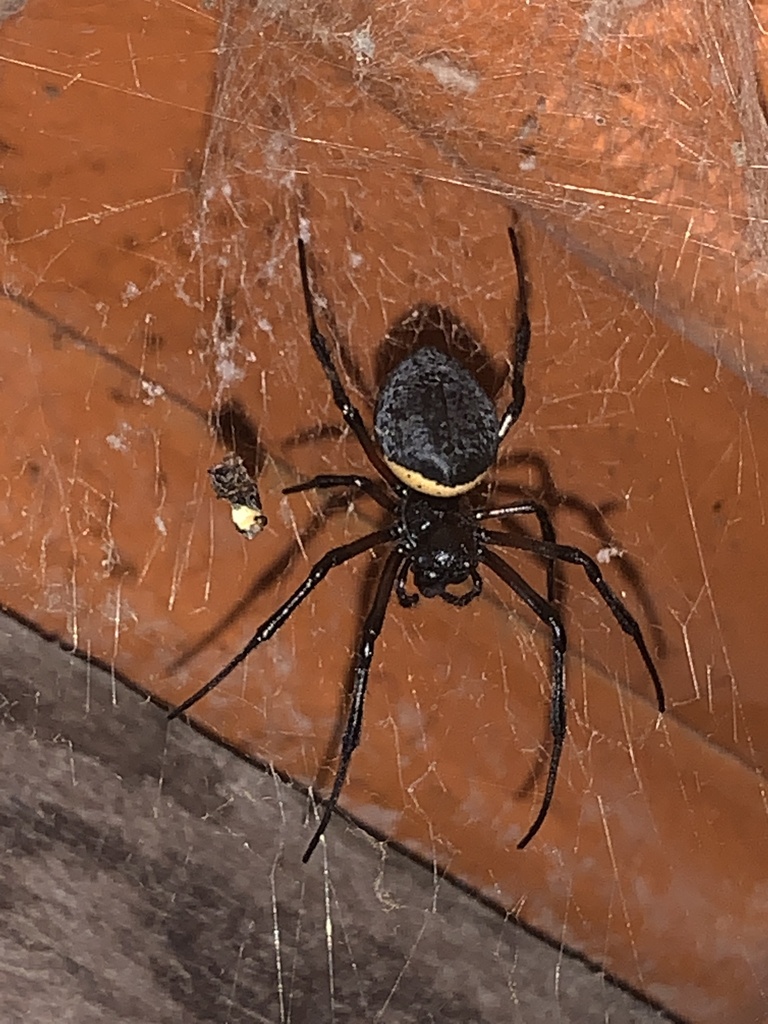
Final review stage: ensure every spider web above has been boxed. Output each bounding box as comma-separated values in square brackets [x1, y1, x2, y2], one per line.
[1, 1, 768, 1021]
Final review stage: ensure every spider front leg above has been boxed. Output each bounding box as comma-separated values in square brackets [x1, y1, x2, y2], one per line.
[297, 239, 398, 488]
[497, 226, 532, 442]
[303, 547, 405, 862]
[168, 526, 397, 721]
[480, 548, 567, 848]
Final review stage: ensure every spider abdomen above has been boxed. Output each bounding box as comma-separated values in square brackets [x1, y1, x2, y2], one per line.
[373, 346, 498, 497]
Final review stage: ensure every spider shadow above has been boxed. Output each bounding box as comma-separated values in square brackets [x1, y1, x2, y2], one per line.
[209, 399, 268, 481]
[375, 302, 508, 402]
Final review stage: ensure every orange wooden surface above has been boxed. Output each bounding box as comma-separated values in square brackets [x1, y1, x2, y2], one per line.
[2, 2, 768, 1021]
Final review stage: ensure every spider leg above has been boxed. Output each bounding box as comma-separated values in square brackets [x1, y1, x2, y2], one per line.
[480, 548, 567, 849]
[297, 239, 398, 487]
[439, 569, 483, 607]
[482, 530, 665, 713]
[303, 547, 405, 862]
[284, 473, 396, 512]
[497, 227, 532, 443]
[168, 526, 397, 721]
[476, 500, 557, 602]
[395, 559, 419, 608]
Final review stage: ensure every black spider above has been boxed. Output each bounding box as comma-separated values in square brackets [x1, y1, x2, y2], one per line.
[169, 227, 665, 862]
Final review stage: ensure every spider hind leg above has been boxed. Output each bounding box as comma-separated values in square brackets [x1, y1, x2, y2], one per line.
[481, 548, 567, 847]
[302, 547, 405, 862]
[167, 527, 396, 721]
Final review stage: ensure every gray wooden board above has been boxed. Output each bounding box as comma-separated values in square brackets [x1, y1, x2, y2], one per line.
[0, 613, 679, 1023]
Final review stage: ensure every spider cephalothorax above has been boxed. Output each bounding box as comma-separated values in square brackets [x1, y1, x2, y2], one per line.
[397, 491, 482, 605]
[170, 225, 665, 863]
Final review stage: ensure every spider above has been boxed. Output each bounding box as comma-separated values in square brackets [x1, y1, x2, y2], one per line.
[169, 226, 665, 863]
